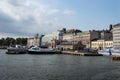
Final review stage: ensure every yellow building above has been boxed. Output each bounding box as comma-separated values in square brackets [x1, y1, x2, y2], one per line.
[91, 40, 113, 50]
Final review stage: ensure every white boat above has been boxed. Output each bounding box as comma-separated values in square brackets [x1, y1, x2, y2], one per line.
[6, 45, 27, 54]
[27, 46, 55, 54]
[98, 47, 120, 56]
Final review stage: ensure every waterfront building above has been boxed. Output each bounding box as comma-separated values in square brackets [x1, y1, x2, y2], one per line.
[63, 33, 73, 42]
[91, 25, 113, 50]
[72, 27, 112, 49]
[73, 31, 100, 48]
[91, 40, 113, 50]
[27, 34, 44, 47]
[42, 31, 63, 48]
[99, 30, 113, 41]
[113, 23, 120, 49]
[61, 41, 85, 50]
[61, 29, 82, 50]
[61, 41, 74, 50]
[74, 31, 91, 48]
[62, 29, 82, 41]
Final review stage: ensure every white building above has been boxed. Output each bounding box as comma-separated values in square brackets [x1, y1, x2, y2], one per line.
[113, 23, 120, 49]
[42, 31, 63, 46]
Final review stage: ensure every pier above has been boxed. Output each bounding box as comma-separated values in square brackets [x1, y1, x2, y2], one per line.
[61, 51, 103, 56]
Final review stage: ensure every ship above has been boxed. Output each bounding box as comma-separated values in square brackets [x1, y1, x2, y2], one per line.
[6, 45, 27, 54]
[27, 46, 55, 54]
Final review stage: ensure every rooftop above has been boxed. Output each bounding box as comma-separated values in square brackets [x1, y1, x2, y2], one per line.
[76, 31, 90, 36]
[113, 23, 120, 27]
[66, 29, 82, 34]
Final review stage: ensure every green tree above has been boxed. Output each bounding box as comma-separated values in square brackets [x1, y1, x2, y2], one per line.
[10, 38, 15, 45]
[15, 38, 22, 44]
[21, 38, 27, 45]
[1, 38, 6, 46]
[6, 37, 11, 46]
[0, 37, 27, 46]
[0, 39, 2, 46]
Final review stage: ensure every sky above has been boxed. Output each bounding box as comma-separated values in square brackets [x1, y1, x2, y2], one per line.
[0, 0, 120, 38]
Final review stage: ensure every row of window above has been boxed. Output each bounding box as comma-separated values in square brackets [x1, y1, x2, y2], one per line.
[113, 42, 120, 44]
[113, 32, 120, 35]
[113, 28, 120, 31]
[113, 35, 120, 37]
[113, 38, 120, 40]
[92, 43, 113, 46]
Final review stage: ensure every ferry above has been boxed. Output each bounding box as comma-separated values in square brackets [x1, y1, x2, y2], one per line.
[98, 47, 120, 56]
[6, 45, 27, 54]
[27, 46, 55, 54]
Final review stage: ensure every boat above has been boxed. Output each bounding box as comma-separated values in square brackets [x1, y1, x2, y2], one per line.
[6, 45, 27, 54]
[27, 46, 55, 54]
[98, 47, 120, 56]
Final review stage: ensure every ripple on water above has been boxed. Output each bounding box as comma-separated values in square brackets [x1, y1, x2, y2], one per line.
[0, 50, 120, 80]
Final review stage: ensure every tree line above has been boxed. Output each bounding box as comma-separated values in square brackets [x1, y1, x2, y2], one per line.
[0, 37, 27, 46]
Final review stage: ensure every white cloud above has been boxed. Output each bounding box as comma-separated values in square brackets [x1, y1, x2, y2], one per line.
[48, 9, 60, 15]
[0, 0, 76, 38]
[0, 32, 29, 38]
[63, 10, 75, 15]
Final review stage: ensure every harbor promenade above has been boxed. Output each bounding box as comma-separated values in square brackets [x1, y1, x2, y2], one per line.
[61, 51, 103, 56]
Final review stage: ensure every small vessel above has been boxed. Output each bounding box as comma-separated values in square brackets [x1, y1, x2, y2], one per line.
[98, 47, 120, 56]
[27, 46, 55, 54]
[6, 45, 27, 54]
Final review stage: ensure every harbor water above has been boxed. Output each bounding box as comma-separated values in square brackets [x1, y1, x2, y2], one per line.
[0, 49, 120, 80]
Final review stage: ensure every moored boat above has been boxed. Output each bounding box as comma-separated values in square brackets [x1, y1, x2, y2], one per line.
[27, 46, 55, 54]
[6, 45, 27, 54]
[98, 47, 120, 56]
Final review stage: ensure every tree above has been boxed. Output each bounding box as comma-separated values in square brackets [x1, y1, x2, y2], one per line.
[21, 38, 27, 45]
[0, 37, 27, 46]
[0, 39, 2, 46]
[74, 41, 85, 50]
[16, 38, 22, 44]
[15, 38, 27, 45]
[6, 37, 11, 46]
[1, 38, 6, 46]
[10, 38, 15, 45]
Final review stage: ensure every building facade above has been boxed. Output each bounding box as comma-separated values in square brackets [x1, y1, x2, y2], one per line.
[27, 34, 43, 47]
[113, 23, 120, 49]
[42, 31, 63, 48]
[90, 26, 113, 50]
[91, 40, 113, 50]
[62, 29, 82, 42]
[63, 33, 73, 41]
[74, 31, 90, 48]
[61, 41, 74, 50]
[99, 30, 113, 41]
[73, 31, 100, 48]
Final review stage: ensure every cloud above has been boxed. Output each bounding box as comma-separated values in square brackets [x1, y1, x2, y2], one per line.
[0, 0, 75, 38]
[63, 10, 75, 15]
[0, 32, 29, 38]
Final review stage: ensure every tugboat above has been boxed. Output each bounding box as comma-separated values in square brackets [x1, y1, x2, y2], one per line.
[27, 46, 55, 54]
[6, 45, 27, 54]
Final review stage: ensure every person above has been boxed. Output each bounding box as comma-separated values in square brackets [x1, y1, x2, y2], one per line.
[109, 48, 112, 55]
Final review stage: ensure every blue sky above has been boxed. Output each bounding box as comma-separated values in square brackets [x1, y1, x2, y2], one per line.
[0, 0, 119, 38]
